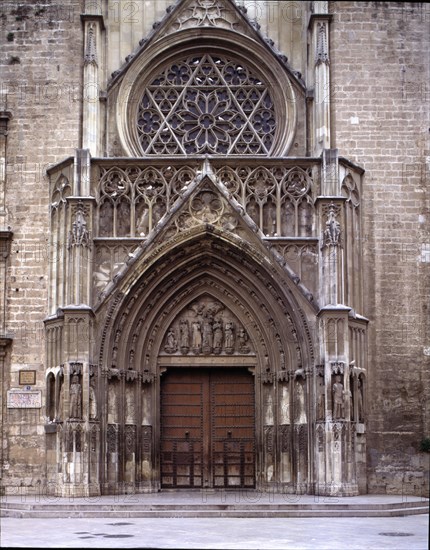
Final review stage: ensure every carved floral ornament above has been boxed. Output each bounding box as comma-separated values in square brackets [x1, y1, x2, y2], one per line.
[169, 0, 242, 32]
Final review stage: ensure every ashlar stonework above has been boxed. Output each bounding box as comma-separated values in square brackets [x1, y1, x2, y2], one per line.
[0, 0, 428, 498]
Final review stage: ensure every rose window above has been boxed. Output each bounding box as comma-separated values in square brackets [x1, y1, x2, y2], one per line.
[137, 54, 276, 155]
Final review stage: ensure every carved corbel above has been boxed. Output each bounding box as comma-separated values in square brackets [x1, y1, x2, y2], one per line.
[108, 367, 121, 380]
[294, 367, 306, 380]
[277, 370, 290, 383]
[125, 370, 138, 383]
[141, 370, 155, 384]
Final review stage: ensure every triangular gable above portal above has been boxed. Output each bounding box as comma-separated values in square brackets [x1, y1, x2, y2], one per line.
[109, 0, 305, 90]
[144, 159, 265, 245]
[157, 0, 254, 37]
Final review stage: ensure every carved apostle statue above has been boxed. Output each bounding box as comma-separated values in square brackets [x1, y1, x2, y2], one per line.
[69, 375, 82, 419]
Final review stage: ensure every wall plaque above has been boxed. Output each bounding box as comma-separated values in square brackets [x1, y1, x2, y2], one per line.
[7, 390, 42, 409]
[19, 370, 36, 386]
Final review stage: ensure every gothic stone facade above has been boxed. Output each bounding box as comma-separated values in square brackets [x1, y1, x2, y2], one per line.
[0, 0, 428, 497]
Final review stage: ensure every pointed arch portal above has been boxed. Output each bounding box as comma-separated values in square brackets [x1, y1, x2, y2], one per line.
[97, 228, 314, 493]
[44, 0, 367, 500]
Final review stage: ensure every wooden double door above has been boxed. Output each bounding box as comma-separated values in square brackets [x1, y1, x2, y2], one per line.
[160, 368, 255, 489]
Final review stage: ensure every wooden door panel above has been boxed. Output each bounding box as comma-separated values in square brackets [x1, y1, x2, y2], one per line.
[161, 371, 205, 488]
[161, 368, 254, 489]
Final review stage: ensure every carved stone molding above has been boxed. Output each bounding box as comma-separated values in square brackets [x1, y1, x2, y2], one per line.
[84, 22, 98, 66]
[316, 22, 329, 66]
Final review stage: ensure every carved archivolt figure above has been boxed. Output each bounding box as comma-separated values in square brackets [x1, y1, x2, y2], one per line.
[129, 349, 135, 369]
[69, 375, 82, 419]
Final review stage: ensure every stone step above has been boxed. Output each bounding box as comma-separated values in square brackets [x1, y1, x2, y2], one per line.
[1, 505, 428, 519]
[1, 499, 427, 511]
[1, 498, 428, 518]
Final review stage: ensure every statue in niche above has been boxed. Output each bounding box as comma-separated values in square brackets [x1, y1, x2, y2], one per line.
[125, 390, 135, 424]
[324, 205, 341, 246]
[152, 202, 164, 226]
[89, 376, 97, 420]
[179, 319, 190, 354]
[357, 377, 364, 422]
[136, 204, 150, 236]
[191, 320, 202, 353]
[247, 202, 259, 226]
[224, 321, 235, 354]
[57, 375, 64, 421]
[99, 202, 113, 237]
[202, 315, 213, 354]
[266, 201, 276, 236]
[164, 328, 178, 354]
[116, 201, 131, 236]
[69, 374, 82, 419]
[213, 319, 223, 354]
[295, 379, 306, 424]
[238, 327, 250, 353]
[332, 375, 345, 419]
[317, 376, 325, 420]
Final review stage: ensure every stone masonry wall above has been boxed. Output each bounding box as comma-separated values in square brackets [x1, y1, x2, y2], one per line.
[1, 0, 429, 497]
[330, 1, 430, 495]
[1, 0, 82, 494]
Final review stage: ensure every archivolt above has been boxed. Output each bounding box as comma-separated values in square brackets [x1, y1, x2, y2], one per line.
[97, 229, 315, 376]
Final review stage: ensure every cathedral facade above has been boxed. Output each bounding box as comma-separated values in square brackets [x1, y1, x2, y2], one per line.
[0, 0, 428, 498]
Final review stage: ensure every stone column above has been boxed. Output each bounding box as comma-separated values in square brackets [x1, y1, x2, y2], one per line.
[316, 308, 358, 496]
[57, 308, 98, 497]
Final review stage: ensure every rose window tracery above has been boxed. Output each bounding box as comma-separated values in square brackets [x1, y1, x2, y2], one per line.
[137, 54, 276, 155]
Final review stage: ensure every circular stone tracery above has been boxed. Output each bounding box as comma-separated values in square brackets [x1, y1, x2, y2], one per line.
[137, 53, 277, 155]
